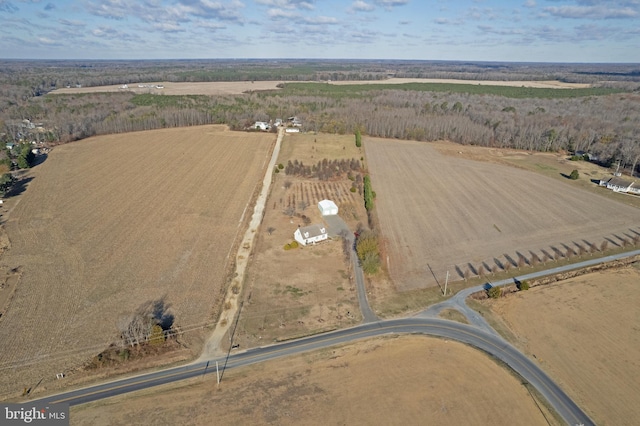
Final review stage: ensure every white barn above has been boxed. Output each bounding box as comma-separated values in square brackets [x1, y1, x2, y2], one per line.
[294, 224, 328, 246]
[318, 199, 338, 216]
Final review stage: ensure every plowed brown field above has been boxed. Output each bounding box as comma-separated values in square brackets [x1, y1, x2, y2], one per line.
[365, 138, 640, 290]
[0, 125, 273, 397]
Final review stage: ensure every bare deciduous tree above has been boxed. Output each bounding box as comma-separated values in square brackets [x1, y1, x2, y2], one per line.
[118, 299, 174, 347]
[283, 205, 296, 217]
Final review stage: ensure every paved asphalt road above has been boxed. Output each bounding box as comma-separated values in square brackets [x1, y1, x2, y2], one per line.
[28, 251, 640, 425]
[33, 317, 594, 425]
[420, 248, 640, 332]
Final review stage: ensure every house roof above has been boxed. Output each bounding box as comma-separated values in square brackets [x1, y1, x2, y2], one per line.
[605, 177, 634, 188]
[298, 224, 327, 239]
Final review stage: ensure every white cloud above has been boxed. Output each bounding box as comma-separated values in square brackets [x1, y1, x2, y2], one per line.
[196, 20, 226, 30]
[92, 26, 117, 37]
[85, 0, 245, 23]
[351, 0, 374, 12]
[37, 36, 59, 45]
[267, 8, 298, 19]
[58, 18, 85, 27]
[434, 17, 464, 25]
[544, 5, 639, 19]
[374, 0, 409, 8]
[302, 15, 338, 25]
[86, 0, 130, 19]
[477, 25, 524, 36]
[255, 0, 314, 10]
[152, 21, 184, 32]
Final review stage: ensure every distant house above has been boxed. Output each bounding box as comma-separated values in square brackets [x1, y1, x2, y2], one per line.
[5, 142, 15, 150]
[294, 224, 328, 246]
[274, 118, 283, 127]
[287, 116, 302, 127]
[254, 121, 270, 131]
[318, 199, 338, 216]
[599, 176, 635, 193]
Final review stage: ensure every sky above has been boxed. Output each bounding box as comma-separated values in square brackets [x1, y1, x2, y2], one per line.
[1, 0, 639, 62]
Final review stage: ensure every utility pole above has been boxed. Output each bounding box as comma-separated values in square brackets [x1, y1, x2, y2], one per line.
[444, 270, 449, 296]
[216, 361, 220, 386]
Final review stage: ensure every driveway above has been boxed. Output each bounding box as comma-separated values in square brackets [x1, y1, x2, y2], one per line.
[324, 214, 378, 323]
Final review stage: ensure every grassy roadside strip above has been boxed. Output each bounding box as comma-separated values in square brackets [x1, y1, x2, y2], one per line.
[373, 249, 640, 318]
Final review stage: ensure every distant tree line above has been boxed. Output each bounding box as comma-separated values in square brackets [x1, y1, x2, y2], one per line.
[1, 61, 639, 175]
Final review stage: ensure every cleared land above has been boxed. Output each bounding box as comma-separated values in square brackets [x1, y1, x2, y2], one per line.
[50, 78, 589, 97]
[234, 132, 367, 347]
[0, 125, 273, 398]
[365, 137, 640, 291]
[51, 81, 283, 95]
[70, 335, 556, 426]
[484, 265, 640, 426]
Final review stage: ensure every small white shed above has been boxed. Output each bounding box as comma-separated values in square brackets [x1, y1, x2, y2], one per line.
[318, 199, 338, 216]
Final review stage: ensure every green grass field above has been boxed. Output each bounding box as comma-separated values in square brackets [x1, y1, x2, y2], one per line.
[279, 82, 624, 99]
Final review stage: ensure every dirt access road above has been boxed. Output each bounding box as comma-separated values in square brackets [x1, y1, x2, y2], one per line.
[200, 128, 284, 359]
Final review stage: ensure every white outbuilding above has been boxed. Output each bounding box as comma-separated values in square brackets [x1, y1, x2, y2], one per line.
[318, 199, 338, 216]
[294, 224, 328, 246]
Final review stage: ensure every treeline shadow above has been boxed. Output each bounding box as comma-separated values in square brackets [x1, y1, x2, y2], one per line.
[4, 176, 34, 198]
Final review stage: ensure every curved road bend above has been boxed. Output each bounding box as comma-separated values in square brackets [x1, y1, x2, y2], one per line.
[32, 318, 593, 426]
[420, 248, 640, 332]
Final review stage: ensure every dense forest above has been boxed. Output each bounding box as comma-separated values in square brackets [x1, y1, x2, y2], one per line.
[1, 59, 639, 175]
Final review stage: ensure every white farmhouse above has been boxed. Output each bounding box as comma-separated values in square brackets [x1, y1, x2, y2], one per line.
[318, 199, 338, 216]
[294, 224, 328, 246]
[599, 176, 635, 193]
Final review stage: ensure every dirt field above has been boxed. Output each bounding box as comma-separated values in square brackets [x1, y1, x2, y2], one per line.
[233, 133, 368, 347]
[365, 137, 640, 291]
[483, 265, 640, 426]
[70, 335, 556, 426]
[0, 125, 273, 399]
[51, 81, 283, 96]
[433, 141, 640, 210]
